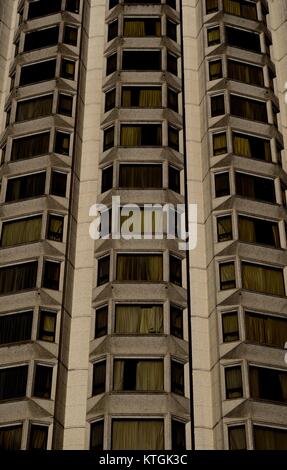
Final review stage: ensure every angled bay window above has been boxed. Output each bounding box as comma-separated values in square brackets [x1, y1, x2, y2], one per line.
[0, 261, 38, 295]
[113, 359, 164, 391]
[122, 51, 161, 70]
[1, 215, 42, 247]
[228, 425, 247, 450]
[169, 166, 180, 193]
[90, 421, 104, 451]
[123, 18, 161, 37]
[97, 255, 110, 286]
[206, 0, 218, 14]
[242, 262, 285, 296]
[6, 172, 46, 202]
[253, 426, 287, 450]
[222, 311, 239, 342]
[217, 215, 232, 242]
[50, 171, 67, 197]
[33, 365, 53, 399]
[28, 0, 61, 19]
[63, 25, 78, 46]
[0, 311, 33, 345]
[122, 87, 162, 108]
[170, 305, 183, 338]
[103, 127, 114, 151]
[0, 365, 28, 400]
[43, 260, 61, 290]
[38, 309, 57, 342]
[95, 305, 108, 338]
[108, 20, 118, 41]
[24, 26, 59, 52]
[225, 365, 243, 399]
[116, 254, 163, 282]
[16, 95, 53, 122]
[227, 60, 264, 87]
[207, 26, 220, 46]
[11, 132, 50, 161]
[211, 94, 225, 116]
[47, 214, 64, 242]
[112, 419, 164, 450]
[170, 254, 182, 286]
[213, 132, 227, 155]
[171, 360, 184, 395]
[120, 124, 162, 146]
[172, 420, 186, 450]
[249, 366, 287, 404]
[226, 26, 261, 53]
[105, 89, 116, 112]
[214, 172, 230, 197]
[233, 132, 271, 161]
[167, 52, 178, 75]
[115, 304, 163, 334]
[92, 360, 106, 395]
[223, 0, 257, 20]
[238, 215, 280, 248]
[168, 126, 180, 151]
[230, 95, 268, 122]
[245, 311, 287, 349]
[0, 425, 22, 450]
[235, 172, 276, 203]
[66, 0, 80, 13]
[58, 94, 73, 116]
[55, 131, 70, 155]
[209, 60, 222, 81]
[28, 425, 48, 450]
[219, 261, 236, 290]
[20, 59, 56, 86]
[106, 53, 117, 75]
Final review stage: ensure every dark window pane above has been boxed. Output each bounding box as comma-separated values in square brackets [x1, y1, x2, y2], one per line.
[33, 365, 53, 398]
[63, 25, 78, 46]
[225, 366, 243, 398]
[211, 95, 225, 116]
[109, 0, 118, 9]
[170, 255, 182, 286]
[166, 19, 177, 41]
[43, 261, 61, 290]
[6, 173, 46, 202]
[245, 311, 287, 349]
[168, 88, 178, 112]
[217, 215, 232, 242]
[228, 426, 247, 450]
[97, 256, 110, 286]
[171, 360, 184, 395]
[0, 262, 38, 295]
[103, 127, 114, 151]
[28, 425, 48, 450]
[20, 60, 56, 86]
[230, 95, 268, 123]
[122, 51, 161, 71]
[168, 126, 179, 151]
[249, 366, 287, 404]
[38, 310, 57, 343]
[166, 0, 176, 9]
[66, 0, 80, 13]
[28, 0, 61, 19]
[242, 262, 285, 296]
[108, 20, 118, 41]
[90, 421, 104, 451]
[47, 214, 64, 242]
[172, 420, 186, 450]
[225, 26, 261, 53]
[238, 216, 280, 248]
[50, 171, 67, 197]
[167, 52, 178, 75]
[222, 311, 239, 342]
[170, 305, 183, 338]
[215, 172, 230, 197]
[55, 132, 70, 155]
[58, 94, 73, 116]
[95, 306, 108, 338]
[235, 173, 276, 203]
[119, 164, 162, 188]
[0, 365, 28, 400]
[0, 311, 33, 345]
[0, 425, 22, 450]
[24, 26, 59, 52]
[219, 262, 236, 290]
[101, 166, 113, 192]
[116, 254, 163, 282]
[11, 132, 50, 161]
[105, 89, 116, 112]
[120, 124, 162, 146]
[227, 60, 264, 87]
[169, 166, 180, 193]
[253, 425, 287, 450]
[106, 53, 117, 75]
[16, 95, 53, 122]
[61, 59, 75, 80]
[92, 361, 106, 395]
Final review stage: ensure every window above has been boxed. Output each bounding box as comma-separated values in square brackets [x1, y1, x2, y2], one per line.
[225, 26, 261, 53]
[113, 359, 164, 391]
[172, 420, 186, 450]
[169, 166, 180, 193]
[171, 360, 184, 395]
[61, 59, 75, 80]
[123, 19, 161, 37]
[228, 425, 247, 450]
[95, 305, 108, 338]
[97, 256, 110, 286]
[38, 310, 57, 342]
[170, 255, 182, 286]
[166, 19, 177, 41]
[230, 95, 268, 123]
[92, 361, 106, 395]
[219, 262, 236, 290]
[108, 20, 118, 41]
[11, 132, 50, 161]
[238, 216, 280, 248]
[167, 52, 178, 75]
[1, 215, 42, 247]
[207, 26, 220, 46]
[0, 311, 33, 345]
[103, 127, 114, 151]
[0, 365, 28, 400]
[16, 95, 53, 122]
[245, 311, 287, 349]
[47, 214, 64, 242]
[28, 425, 48, 450]
[116, 254, 163, 282]
[253, 425, 287, 450]
[0, 425, 22, 450]
[28, 0, 61, 19]
[223, 0, 257, 20]
[1, 146, 6, 165]
[213, 132, 227, 155]
[206, 0, 218, 14]
[225, 366, 243, 399]
[90, 421, 104, 451]
[112, 419, 164, 450]
[106, 53, 117, 75]
[33, 365, 53, 399]
[105, 89, 116, 112]
[217, 215, 232, 242]
[63, 25, 78, 46]
[168, 126, 179, 151]
[66, 0, 80, 13]
[167, 88, 178, 112]
[235, 173, 276, 203]
[138, 177, 164, 210]
[50, 171, 67, 197]
[20, 59, 56, 86]
[109, 0, 118, 8]
[214, 172, 230, 197]
[0, 261, 38, 295]
[55, 131, 70, 155]
[209, 60, 222, 81]
[58, 94, 73, 116]
[121, 87, 161, 108]
[122, 51, 161, 71]
[24, 26, 59, 52]
[6, 172, 46, 202]
[115, 304, 163, 334]
[43, 260, 61, 290]
[101, 166, 113, 192]
[166, 0, 176, 8]
[222, 311, 239, 342]
[211, 95, 225, 116]
[120, 124, 162, 146]
[227, 60, 263, 87]
[242, 262, 285, 296]
[232, 132, 271, 161]
[249, 366, 287, 404]
[170, 305, 183, 338]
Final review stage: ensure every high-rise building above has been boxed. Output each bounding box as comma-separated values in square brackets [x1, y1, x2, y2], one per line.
[0, 0, 287, 451]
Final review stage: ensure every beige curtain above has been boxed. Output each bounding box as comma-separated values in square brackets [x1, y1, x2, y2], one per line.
[242, 263, 285, 296]
[217, 216, 232, 241]
[139, 89, 161, 107]
[238, 217, 255, 243]
[1, 216, 42, 247]
[121, 126, 141, 146]
[112, 420, 164, 450]
[113, 360, 125, 391]
[116, 254, 163, 281]
[229, 426, 246, 450]
[16, 95, 53, 122]
[115, 305, 163, 334]
[246, 312, 287, 348]
[124, 20, 145, 37]
[136, 360, 164, 391]
[222, 312, 238, 341]
[0, 426, 22, 450]
[233, 134, 252, 158]
[254, 426, 287, 450]
[225, 367, 242, 398]
[220, 263, 235, 289]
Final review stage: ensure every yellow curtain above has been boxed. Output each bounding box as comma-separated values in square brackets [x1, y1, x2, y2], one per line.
[65, 62, 75, 76]
[121, 126, 141, 146]
[222, 312, 238, 340]
[139, 89, 161, 107]
[225, 367, 242, 398]
[112, 420, 164, 450]
[139, 306, 163, 333]
[124, 21, 145, 37]
[224, 0, 241, 16]
[155, 21, 161, 37]
[0, 426, 22, 449]
[136, 360, 164, 391]
[30, 427, 47, 449]
[242, 263, 285, 296]
[122, 89, 132, 107]
[1, 216, 42, 247]
[213, 133, 227, 154]
[49, 217, 63, 236]
[217, 216, 232, 240]
[115, 305, 163, 334]
[41, 314, 56, 341]
[220, 263, 235, 287]
[245, 313, 267, 344]
[208, 28, 220, 44]
[113, 360, 125, 391]
[233, 135, 252, 157]
[238, 217, 255, 242]
[210, 61, 221, 78]
[116, 255, 163, 281]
